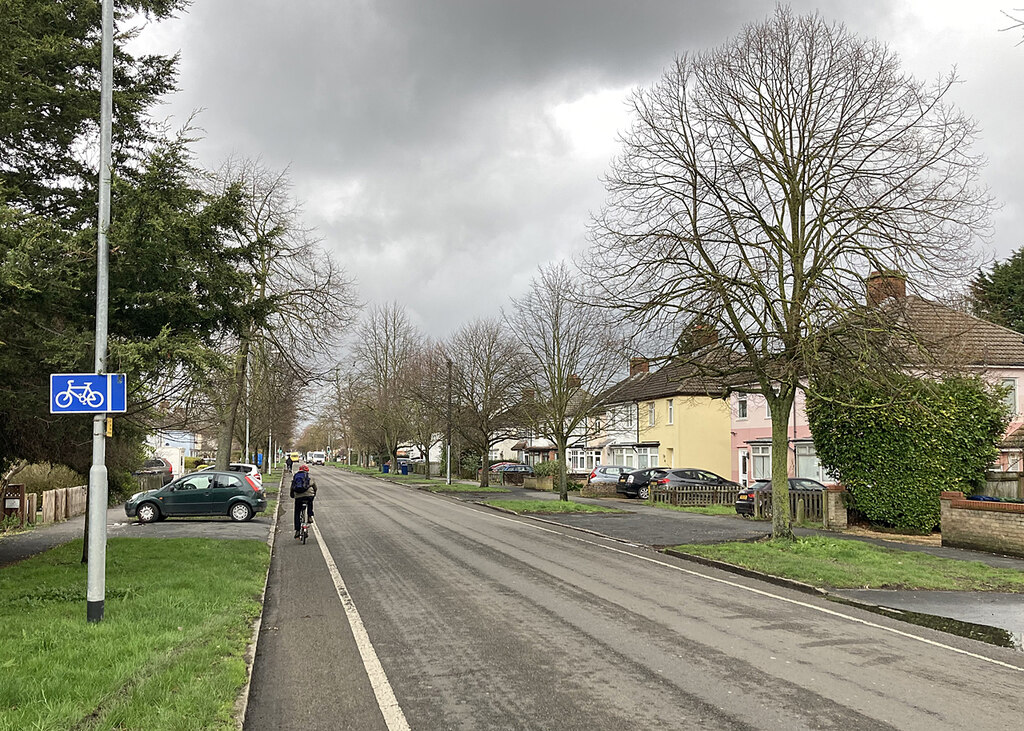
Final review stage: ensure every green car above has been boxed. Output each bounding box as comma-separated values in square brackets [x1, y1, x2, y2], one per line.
[125, 469, 267, 523]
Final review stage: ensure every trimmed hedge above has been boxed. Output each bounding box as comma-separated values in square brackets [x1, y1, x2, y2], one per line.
[807, 375, 1008, 533]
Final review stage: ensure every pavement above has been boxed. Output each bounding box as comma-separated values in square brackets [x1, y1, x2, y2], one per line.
[3, 473, 1024, 651]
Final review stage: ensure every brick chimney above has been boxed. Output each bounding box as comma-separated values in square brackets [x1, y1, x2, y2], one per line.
[866, 271, 906, 306]
[567, 374, 581, 389]
[629, 358, 649, 376]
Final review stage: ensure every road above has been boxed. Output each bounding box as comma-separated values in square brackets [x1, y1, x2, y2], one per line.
[245, 468, 1024, 730]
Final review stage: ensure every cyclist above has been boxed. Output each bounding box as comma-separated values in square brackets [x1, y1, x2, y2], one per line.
[290, 464, 317, 538]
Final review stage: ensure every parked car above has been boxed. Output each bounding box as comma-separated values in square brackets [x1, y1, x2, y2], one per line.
[587, 465, 630, 486]
[734, 477, 826, 517]
[198, 462, 262, 487]
[125, 470, 266, 523]
[497, 463, 533, 474]
[133, 456, 173, 486]
[616, 468, 669, 499]
[662, 468, 741, 490]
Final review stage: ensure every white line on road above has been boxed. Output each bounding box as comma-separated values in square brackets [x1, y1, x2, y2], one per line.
[481, 510, 1024, 675]
[311, 521, 411, 731]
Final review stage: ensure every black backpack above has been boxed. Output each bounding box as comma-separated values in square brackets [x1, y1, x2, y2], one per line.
[292, 471, 310, 494]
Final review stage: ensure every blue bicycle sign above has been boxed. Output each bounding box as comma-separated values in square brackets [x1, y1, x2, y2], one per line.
[50, 374, 127, 414]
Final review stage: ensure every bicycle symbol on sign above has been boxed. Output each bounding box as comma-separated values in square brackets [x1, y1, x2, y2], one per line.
[54, 380, 105, 409]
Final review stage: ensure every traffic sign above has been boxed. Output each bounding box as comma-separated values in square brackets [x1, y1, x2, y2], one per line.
[50, 374, 127, 414]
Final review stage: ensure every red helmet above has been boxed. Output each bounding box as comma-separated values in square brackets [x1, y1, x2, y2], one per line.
[300, 464, 310, 472]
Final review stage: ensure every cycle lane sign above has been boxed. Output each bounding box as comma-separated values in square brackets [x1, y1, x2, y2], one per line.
[50, 374, 127, 414]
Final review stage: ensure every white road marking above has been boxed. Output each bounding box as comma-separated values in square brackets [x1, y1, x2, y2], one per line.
[480, 510, 1024, 674]
[311, 521, 411, 731]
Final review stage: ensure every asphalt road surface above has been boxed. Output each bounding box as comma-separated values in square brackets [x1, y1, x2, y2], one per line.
[245, 469, 1024, 730]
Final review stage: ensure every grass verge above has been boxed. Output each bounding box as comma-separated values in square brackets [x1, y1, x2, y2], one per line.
[425, 483, 510, 493]
[648, 502, 737, 516]
[668, 536, 1024, 591]
[484, 499, 626, 514]
[0, 537, 270, 729]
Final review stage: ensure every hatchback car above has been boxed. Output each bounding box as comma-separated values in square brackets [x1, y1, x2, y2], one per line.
[587, 465, 630, 485]
[734, 477, 826, 517]
[133, 456, 174, 486]
[616, 468, 669, 499]
[125, 470, 266, 523]
[198, 462, 262, 487]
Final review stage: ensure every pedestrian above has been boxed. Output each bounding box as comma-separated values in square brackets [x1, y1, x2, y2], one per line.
[285, 455, 293, 473]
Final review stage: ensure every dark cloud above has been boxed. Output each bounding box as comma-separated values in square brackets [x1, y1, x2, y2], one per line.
[134, 1, 1022, 338]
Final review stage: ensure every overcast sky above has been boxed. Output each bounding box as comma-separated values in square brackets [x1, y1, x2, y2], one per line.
[132, 1, 1024, 339]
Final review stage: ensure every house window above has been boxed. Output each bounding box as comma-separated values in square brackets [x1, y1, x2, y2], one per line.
[667, 399, 674, 425]
[636, 446, 659, 469]
[1002, 378, 1018, 415]
[648, 402, 656, 427]
[765, 398, 771, 419]
[752, 445, 771, 480]
[737, 394, 748, 419]
[794, 443, 822, 480]
[625, 407, 635, 429]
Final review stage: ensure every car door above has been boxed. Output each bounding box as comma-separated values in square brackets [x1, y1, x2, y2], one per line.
[207, 473, 242, 515]
[161, 474, 213, 516]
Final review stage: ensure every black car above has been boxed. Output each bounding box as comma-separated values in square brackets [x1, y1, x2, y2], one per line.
[734, 477, 826, 517]
[125, 470, 267, 523]
[133, 456, 174, 486]
[616, 468, 668, 499]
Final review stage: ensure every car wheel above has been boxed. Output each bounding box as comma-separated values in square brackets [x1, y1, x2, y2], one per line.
[638, 485, 650, 500]
[136, 502, 160, 524]
[229, 502, 253, 522]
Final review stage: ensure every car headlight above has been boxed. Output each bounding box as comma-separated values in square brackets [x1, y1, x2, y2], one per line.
[128, 492, 144, 503]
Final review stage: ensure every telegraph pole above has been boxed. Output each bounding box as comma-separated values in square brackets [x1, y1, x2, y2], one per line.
[86, 0, 114, 623]
[446, 358, 452, 485]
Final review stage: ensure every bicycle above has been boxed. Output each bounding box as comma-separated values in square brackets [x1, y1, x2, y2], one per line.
[297, 502, 312, 544]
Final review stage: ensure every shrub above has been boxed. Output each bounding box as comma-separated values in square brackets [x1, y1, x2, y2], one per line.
[808, 375, 1008, 533]
[533, 459, 563, 478]
[11, 463, 86, 502]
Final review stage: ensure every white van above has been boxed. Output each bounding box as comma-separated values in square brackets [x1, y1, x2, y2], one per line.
[310, 451, 326, 465]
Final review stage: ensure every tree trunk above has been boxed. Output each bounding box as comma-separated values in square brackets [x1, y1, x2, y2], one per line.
[216, 334, 251, 470]
[557, 438, 568, 501]
[480, 450, 490, 488]
[770, 391, 796, 539]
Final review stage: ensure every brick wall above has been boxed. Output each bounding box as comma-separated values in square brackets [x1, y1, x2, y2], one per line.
[940, 491, 1024, 558]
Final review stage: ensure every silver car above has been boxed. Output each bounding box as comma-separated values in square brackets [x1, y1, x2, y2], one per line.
[586, 465, 631, 485]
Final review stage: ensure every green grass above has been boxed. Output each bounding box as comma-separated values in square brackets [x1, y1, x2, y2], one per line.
[668, 536, 1024, 591]
[484, 499, 626, 514]
[425, 483, 510, 493]
[0, 538, 270, 730]
[649, 502, 737, 516]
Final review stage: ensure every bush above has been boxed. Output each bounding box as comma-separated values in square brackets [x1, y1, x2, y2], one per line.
[10, 463, 85, 502]
[533, 459, 563, 478]
[808, 375, 1008, 533]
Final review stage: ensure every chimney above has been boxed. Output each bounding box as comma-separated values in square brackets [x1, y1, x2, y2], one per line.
[866, 271, 906, 306]
[629, 358, 649, 376]
[567, 374, 581, 389]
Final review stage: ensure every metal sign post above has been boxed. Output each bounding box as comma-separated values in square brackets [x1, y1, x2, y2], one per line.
[87, 0, 114, 624]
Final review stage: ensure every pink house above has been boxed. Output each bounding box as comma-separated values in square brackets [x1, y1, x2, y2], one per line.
[730, 275, 1024, 485]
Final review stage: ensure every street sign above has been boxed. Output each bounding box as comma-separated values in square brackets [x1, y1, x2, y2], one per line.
[50, 373, 127, 414]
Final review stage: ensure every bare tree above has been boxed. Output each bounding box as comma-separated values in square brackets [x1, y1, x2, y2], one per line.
[444, 318, 527, 487]
[210, 158, 358, 469]
[350, 302, 421, 467]
[585, 8, 994, 537]
[506, 263, 627, 500]
[404, 342, 448, 479]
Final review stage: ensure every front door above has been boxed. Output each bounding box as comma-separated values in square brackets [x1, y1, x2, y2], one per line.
[738, 449, 749, 486]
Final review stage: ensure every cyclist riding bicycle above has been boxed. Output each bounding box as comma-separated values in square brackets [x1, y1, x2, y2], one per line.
[290, 464, 317, 538]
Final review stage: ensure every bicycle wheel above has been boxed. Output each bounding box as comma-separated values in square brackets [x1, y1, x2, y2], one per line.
[301, 526, 308, 544]
[86, 389, 104, 408]
[55, 390, 73, 408]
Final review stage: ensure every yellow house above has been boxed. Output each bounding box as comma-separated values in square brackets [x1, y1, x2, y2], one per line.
[602, 358, 732, 477]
